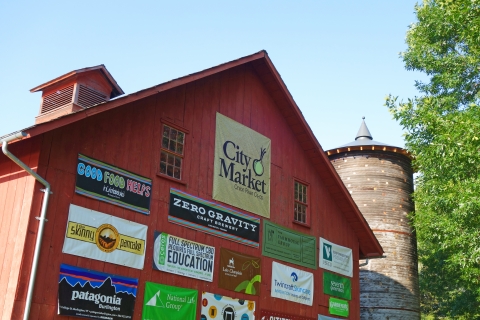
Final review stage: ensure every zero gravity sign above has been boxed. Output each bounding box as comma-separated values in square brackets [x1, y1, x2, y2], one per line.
[168, 188, 260, 248]
[75, 154, 152, 215]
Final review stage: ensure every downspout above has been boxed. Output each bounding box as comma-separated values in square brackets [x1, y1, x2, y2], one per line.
[1, 132, 51, 320]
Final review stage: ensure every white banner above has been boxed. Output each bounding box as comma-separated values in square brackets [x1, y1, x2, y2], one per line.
[319, 238, 353, 277]
[63, 204, 147, 269]
[153, 231, 215, 282]
[271, 261, 314, 306]
[200, 292, 255, 320]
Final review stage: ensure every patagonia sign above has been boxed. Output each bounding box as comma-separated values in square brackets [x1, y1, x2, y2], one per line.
[168, 188, 260, 248]
[260, 309, 316, 320]
[219, 248, 261, 296]
[323, 271, 351, 300]
[153, 231, 215, 282]
[200, 292, 255, 320]
[63, 204, 147, 269]
[58, 264, 138, 320]
[213, 113, 271, 218]
[319, 238, 353, 278]
[262, 220, 317, 269]
[75, 154, 152, 215]
[142, 282, 197, 320]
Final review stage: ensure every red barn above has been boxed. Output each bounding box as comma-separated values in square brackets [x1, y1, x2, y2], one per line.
[0, 51, 382, 320]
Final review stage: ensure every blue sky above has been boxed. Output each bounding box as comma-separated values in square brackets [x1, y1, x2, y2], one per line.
[0, 1, 423, 150]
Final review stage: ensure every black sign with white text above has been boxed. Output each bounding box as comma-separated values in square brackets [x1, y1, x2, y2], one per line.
[75, 154, 152, 215]
[168, 189, 260, 248]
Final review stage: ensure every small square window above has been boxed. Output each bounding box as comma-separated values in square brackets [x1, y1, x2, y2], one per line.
[294, 181, 308, 224]
[160, 124, 185, 180]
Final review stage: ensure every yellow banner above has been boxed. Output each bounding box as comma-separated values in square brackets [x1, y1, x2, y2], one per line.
[213, 113, 271, 218]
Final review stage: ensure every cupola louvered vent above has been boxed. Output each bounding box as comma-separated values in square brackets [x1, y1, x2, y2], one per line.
[77, 84, 108, 108]
[41, 84, 74, 114]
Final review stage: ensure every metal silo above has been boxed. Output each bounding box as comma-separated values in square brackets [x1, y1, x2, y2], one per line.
[326, 118, 420, 319]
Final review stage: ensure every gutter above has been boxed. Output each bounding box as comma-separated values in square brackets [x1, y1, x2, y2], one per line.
[1, 132, 51, 320]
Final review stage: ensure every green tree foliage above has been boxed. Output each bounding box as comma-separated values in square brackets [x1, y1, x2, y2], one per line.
[386, 0, 480, 318]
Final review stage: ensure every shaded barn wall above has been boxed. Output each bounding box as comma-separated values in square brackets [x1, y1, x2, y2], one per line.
[14, 64, 361, 319]
[0, 137, 42, 320]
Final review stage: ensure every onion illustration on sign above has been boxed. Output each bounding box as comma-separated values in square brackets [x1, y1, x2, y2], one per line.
[253, 148, 267, 176]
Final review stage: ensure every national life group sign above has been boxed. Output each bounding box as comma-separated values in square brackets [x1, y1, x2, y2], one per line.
[63, 204, 148, 269]
[319, 238, 353, 278]
[271, 261, 314, 306]
[75, 154, 152, 215]
[153, 231, 215, 282]
[213, 113, 271, 218]
[142, 282, 197, 320]
[58, 264, 138, 320]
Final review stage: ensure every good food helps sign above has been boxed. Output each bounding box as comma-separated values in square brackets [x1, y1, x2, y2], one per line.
[75, 154, 152, 214]
[213, 113, 271, 218]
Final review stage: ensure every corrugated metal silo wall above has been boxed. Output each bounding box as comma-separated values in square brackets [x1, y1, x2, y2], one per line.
[329, 150, 420, 320]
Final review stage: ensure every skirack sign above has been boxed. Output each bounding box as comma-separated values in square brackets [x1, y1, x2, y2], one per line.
[213, 113, 271, 218]
[168, 188, 260, 248]
[58, 264, 138, 320]
[153, 231, 215, 282]
[75, 154, 152, 214]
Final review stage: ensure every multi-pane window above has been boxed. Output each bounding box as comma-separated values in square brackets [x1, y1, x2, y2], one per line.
[294, 181, 308, 223]
[160, 125, 185, 180]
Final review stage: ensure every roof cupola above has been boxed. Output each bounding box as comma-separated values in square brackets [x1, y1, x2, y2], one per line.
[30, 65, 123, 124]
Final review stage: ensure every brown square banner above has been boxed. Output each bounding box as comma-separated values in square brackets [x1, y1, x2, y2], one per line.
[219, 248, 261, 296]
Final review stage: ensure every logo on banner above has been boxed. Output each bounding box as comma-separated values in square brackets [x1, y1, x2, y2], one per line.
[145, 290, 164, 307]
[96, 224, 119, 252]
[323, 243, 332, 261]
[291, 272, 298, 282]
[213, 113, 271, 218]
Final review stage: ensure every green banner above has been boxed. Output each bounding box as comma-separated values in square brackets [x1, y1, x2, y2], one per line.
[142, 282, 197, 320]
[329, 297, 349, 318]
[262, 220, 317, 269]
[323, 271, 351, 300]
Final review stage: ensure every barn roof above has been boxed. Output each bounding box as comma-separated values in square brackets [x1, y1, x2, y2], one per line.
[2, 50, 383, 259]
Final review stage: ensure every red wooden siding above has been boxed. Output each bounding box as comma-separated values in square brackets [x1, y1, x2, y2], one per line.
[5, 63, 362, 319]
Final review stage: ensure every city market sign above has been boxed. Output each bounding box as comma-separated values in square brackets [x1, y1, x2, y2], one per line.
[213, 113, 271, 218]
